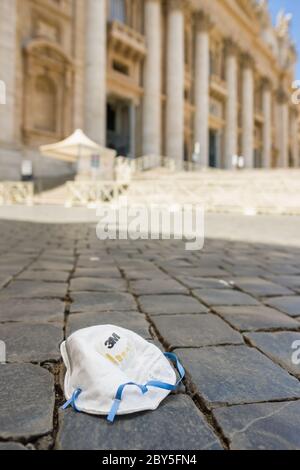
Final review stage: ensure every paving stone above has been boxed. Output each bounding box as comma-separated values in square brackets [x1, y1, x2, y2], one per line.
[262, 275, 300, 291]
[213, 401, 300, 450]
[152, 314, 243, 348]
[72, 267, 121, 279]
[0, 264, 27, 275]
[0, 298, 65, 323]
[264, 264, 300, 275]
[66, 311, 150, 338]
[76, 258, 111, 268]
[70, 292, 137, 313]
[263, 296, 300, 317]
[0, 442, 29, 450]
[18, 270, 69, 282]
[214, 306, 300, 332]
[231, 277, 294, 297]
[56, 394, 222, 450]
[176, 276, 232, 289]
[0, 267, 20, 276]
[70, 277, 126, 292]
[167, 267, 229, 278]
[130, 279, 188, 296]
[245, 331, 300, 378]
[0, 281, 68, 299]
[222, 266, 268, 277]
[138, 295, 208, 316]
[122, 268, 169, 281]
[193, 289, 259, 306]
[39, 255, 74, 264]
[176, 346, 300, 407]
[158, 259, 193, 268]
[0, 364, 54, 440]
[117, 260, 156, 269]
[0, 274, 10, 289]
[30, 261, 73, 271]
[1, 323, 63, 362]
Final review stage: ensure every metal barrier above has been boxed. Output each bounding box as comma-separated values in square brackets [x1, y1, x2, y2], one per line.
[0, 182, 34, 205]
[66, 181, 128, 206]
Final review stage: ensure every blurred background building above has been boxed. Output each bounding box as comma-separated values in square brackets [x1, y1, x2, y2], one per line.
[0, 0, 299, 185]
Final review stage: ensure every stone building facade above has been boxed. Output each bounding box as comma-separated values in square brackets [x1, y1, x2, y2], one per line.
[0, 0, 299, 181]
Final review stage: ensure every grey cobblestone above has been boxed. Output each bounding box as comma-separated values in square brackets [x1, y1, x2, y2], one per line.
[0, 364, 54, 440]
[0, 298, 65, 323]
[176, 346, 300, 407]
[245, 331, 300, 378]
[56, 395, 222, 450]
[70, 277, 127, 292]
[175, 277, 232, 290]
[0, 280, 68, 299]
[230, 277, 294, 297]
[73, 267, 121, 279]
[213, 305, 300, 332]
[193, 288, 260, 306]
[213, 401, 300, 450]
[263, 296, 300, 317]
[130, 279, 188, 295]
[70, 291, 137, 313]
[263, 275, 300, 291]
[18, 270, 70, 282]
[138, 294, 208, 315]
[1, 219, 300, 450]
[66, 311, 150, 338]
[152, 314, 243, 348]
[1, 323, 63, 362]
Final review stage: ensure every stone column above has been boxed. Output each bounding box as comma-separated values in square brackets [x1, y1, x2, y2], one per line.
[241, 54, 254, 168]
[84, 0, 107, 145]
[0, 0, 17, 144]
[165, 0, 185, 170]
[262, 78, 272, 168]
[277, 89, 289, 168]
[142, 0, 162, 157]
[73, 0, 86, 130]
[130, 102, 136, 159]
[194, 12, 211, 168]
[224, 40, 238, 169]
[291, 108, 299, 167]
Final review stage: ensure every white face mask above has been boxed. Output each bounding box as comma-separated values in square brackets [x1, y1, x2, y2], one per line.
[60, 325, 185, 422]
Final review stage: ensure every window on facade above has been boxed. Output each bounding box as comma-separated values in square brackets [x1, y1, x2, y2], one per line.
[107, 104, 117, 132]
[112, 60, 129, 76]
[255, 86, 262, 113]
[34, 75, 56, 132]
[109, 0, 126, 23]
[209, 50, 219, 77]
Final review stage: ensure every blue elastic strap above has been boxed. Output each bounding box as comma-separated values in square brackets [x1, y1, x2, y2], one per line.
[61, 388, 82, 412]
[107, 382, 148, 423]
[164, 352, 185, 386]
[107, 352, 185, 423]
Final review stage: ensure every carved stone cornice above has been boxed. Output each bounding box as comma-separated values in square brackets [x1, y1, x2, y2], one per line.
[224, 38, 239, 56]
[240, 52, 255, 70]
[277, 88, 289, 104]
[167, 0, 189, 12]
[261, 77, 272, 92]
[195, 11, 213, 32]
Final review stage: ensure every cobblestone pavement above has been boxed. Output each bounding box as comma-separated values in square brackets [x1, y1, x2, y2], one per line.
[1, 220, 300, 450]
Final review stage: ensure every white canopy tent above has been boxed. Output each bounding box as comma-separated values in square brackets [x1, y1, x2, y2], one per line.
[40, 129, 104, 163]
[40, 129, 116, 178]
